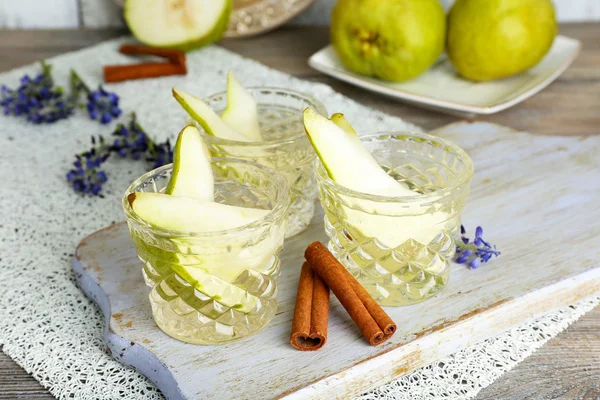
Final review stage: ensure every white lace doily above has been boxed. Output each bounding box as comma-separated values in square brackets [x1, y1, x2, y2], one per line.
[0, 37, 597, 400]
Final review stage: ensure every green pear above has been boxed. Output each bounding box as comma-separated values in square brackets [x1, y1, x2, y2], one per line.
[221, 72, 262, 141]
[330, 0, 446, 82]
[303, 108, 415, 197]
[173, 88, 251, 142]
[124, 0, 232, 51]
[165, 125, 214, 200]
[447, 0, 557, 81]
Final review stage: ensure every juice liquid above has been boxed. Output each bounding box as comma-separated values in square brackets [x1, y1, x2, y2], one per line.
[130, 221, 282, 344]
[317, 136, 471, 307]
[323, 206, 458, 306]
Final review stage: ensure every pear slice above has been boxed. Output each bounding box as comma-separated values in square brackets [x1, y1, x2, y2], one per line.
[129, 192, 267, 232]
[129, 192, 275, 311]
[303, 108, 416, 197]
[221, 72, 262, 141]
[173, 88, 251, 142]
[165, 125, 214, 201]
[124, 0, 232, 51]
[303, 108, 451, 248]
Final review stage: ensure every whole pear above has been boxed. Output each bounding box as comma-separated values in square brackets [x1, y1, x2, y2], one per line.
[447, 0, 557, 81]
[330, 0, 446, 82]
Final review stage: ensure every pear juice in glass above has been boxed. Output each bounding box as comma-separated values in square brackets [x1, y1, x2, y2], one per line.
[317, 132, 473, 306]
[193, 88, 326, 238]
[124, 159, 290, 344]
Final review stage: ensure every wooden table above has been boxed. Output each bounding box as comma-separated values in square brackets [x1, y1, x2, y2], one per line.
[0, 24, 598, 400]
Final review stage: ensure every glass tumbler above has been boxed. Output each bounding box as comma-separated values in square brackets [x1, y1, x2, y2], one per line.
[123, 159, 290, 344]
[316, 132, 474, 306]
[193, 87, 327, 238]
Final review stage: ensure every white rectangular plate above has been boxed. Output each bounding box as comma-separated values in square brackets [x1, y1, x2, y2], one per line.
[309, 36, 581, 116]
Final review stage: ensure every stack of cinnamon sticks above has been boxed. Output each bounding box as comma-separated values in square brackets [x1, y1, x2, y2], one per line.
[104, 44, 188, 83]
[290, 242, 396, 351]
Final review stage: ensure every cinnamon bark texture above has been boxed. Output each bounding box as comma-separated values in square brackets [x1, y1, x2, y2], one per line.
[103, 44, 187, 83]
[342, 264, 396, 336]
[104, 63, 187, 83]
[305, 241, 396, 346]
[290, 262, 330, 351]
[118, 44, 186, 65]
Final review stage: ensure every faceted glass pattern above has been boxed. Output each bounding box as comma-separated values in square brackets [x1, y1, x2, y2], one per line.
[194, 87, 327, 238]
[123, 160, 289, 344]
[317, 132, 474, 306]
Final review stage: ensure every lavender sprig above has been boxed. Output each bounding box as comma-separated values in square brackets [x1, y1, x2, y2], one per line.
[111, 113, 173, 167]
[111, 113, 149, 159]
[455, 225, 500, 269]
[66, 136, 110, 196]
[147, 139, 173, 169]
[67, 113, 174, 196]
[86, 86, 121, 124]
[1, 61, 74, 124]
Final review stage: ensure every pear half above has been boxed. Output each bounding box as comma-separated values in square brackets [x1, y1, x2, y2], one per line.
[124, 0, 232, 51]
[165, 125, 214, 200]
[303, 108, 415, 197]
[173, 88, 251, 142]
[221, 72, 262, 141]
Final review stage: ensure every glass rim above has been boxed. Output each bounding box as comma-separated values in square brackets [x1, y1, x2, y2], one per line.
[123, 158, 290, 238]
[316, 131, 474, 205]
[197, 86, 327, 147]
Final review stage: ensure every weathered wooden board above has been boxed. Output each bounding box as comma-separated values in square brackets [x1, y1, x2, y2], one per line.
[73, 121, 600, 400]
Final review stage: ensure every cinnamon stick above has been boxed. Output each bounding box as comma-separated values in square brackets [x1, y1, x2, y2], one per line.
[103, 44, 187, 83]
[342, 264, 396, 336]
[290, 262, 330, 351]
[103, 62, 187, 83]
[305, 242, 396, 346]
[118, 44, 186, 66]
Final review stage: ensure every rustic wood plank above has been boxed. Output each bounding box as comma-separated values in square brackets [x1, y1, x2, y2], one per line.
[476, 307, 600, 400]
[80, 0, 125, 28]
[0, 24, 598, 400]
[0, 350, 54, 399]
[76, 0, 600, 27]
[0, 0, 79, 29]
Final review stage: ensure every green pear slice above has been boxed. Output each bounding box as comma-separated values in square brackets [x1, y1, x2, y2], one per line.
[303, 108, 416, 197]
[129, 192, 275, 311]
[173, 88, 251, 142]
[129, 192, 267, 232]
[303, 108, 450, 248]
[124, 0, 232, 51]
[221, 72, 262, 141]
[165, 125, 214, 201]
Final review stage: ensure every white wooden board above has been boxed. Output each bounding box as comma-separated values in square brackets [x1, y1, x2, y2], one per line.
[73, 121, 600, 400]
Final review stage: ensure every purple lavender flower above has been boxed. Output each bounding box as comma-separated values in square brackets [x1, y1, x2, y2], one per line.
[67, 113, 173, 196]
[86, 86, 121, 124]
[147, 139, 173, 169]
[66, 136, 110, 196]
[111, 113, 173, 168]
[455, 225, 500, 269]
[1, 61, 74, 124]
[111, 114, 149, 159]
